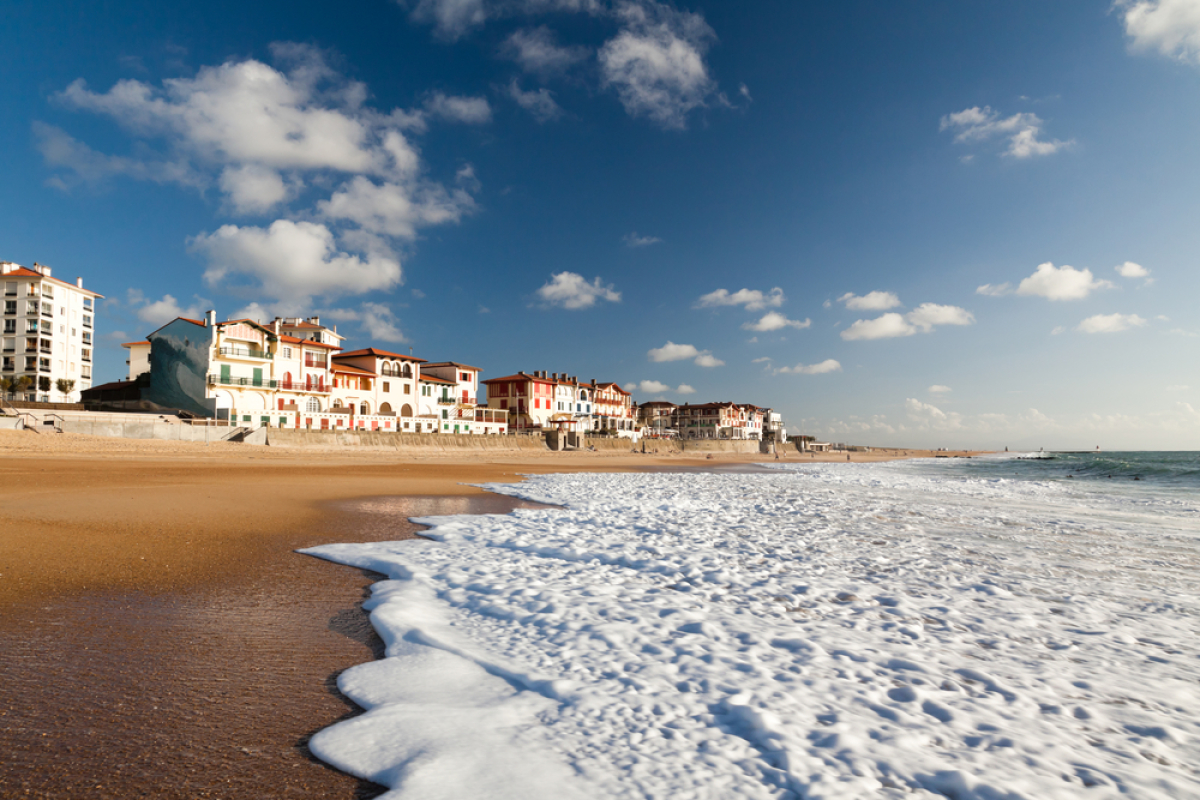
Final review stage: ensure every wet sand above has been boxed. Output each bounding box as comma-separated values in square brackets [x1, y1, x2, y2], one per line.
[0, 431, 976, 798]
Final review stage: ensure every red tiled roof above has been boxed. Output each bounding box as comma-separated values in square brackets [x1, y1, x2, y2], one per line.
[422, 361, 481, 371]
[336, 348, 425, 361]
[0, 266, 105, 298]
[418, 374, 455, 384]
[279, 334, 340, 349]
[481, 373, 554, 384]
[121, 341, 150, 348]
[332, 363, 375, 376]
[178, 317, 207, 327]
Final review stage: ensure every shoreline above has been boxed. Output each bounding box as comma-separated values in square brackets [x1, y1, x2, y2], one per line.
[0, 430, 980, 798]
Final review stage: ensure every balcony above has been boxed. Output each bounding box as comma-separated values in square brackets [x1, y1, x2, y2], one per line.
[436, 397, 456, 405]
[219, 346, 273, 360]
[208, 374, 279, 389]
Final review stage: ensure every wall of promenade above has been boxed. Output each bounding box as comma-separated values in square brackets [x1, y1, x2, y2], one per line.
[261, 428, 548, 451]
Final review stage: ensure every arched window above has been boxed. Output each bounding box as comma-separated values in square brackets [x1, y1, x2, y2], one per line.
[400, 403, 413, 417]
[306, 397, 321, 412]
[359, 402, 370, 415]
[379, 402, 393, 415]
[400, 363, 412, 378]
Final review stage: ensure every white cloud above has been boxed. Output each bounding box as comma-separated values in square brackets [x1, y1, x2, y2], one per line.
[634, 379, 671, 393]
[648, 341, 698, 361]
[1115, 261, 1153, 285]
[1051, 325, 1066, 335]
[409, 0, 489, 39]
[647, 340, 722, 367]
[322, 302, 406, 343]
[598, 1, 717, 129]
[776, 359, 841, 375]
[1016, 262, 1113, 301]
[1077, 312, 1148, 334]
[929, 385, 952, 394]
[840, 303, 974, 341]
[506, 80, 563, 122]
[1119, 0, 1200, 63]
[536, 271, 621, 309]
[751, 356, 772, 363]
[318, 175, 474, 238]
[218, 164, 299, 214]
[503, 26, 589, 76]
[905, 398, 964, 430]
[622, 231, 662, 247]
[48, 46, 478, 306]
[191, 219, 402, 310]
[742, 312, 811, 332]
[425, 91, 493, 124]
[838, 290, 900, 311]
[134, 292, 210, 326]
[676, 383, 695, 395]
[975, 282, 1011, 297]
[940, 105, 1073, 159]
[33, 121, 201, 190]
[906, 303, 975, 331]
[841, 312, 916, 341]
[695, 287, 785, 311]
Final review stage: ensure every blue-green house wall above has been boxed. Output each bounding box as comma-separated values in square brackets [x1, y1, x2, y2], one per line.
[143, 319, 214, 417]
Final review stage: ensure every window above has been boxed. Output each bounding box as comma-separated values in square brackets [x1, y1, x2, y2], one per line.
[82, 314, 92, 328]
[460, 372, 469, 382]
[81, 348, 91, 362]
[4, 301, 14, 314]
[404, 383, 410, 394]
[3, 282, 15, 296]
[282, 346, 292, 358]
[83, 297, 92, 309]
[442, 410, 448, 419]
[82, 332, 91, 344]
[42, 285, 53, 298]
[306, 397, 321, 412]
[25, 320, 38, 333]
[3, 320, 13, 334]
[27, 301, 39, 315]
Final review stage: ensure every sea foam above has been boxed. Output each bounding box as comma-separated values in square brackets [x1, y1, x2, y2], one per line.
[303, 460, 1200, 799]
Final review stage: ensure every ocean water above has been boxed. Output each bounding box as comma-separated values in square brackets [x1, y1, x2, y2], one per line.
[303, 455, 1200, 800]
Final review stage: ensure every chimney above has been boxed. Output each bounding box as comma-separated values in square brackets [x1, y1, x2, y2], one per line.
[206, 310, 216, 327]
[76, 277, 83, 288]
[311, 316, 320, 326]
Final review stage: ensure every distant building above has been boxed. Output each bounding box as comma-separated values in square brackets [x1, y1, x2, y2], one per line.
[638, 401, 678, 436]
[2, 260, 103, 402]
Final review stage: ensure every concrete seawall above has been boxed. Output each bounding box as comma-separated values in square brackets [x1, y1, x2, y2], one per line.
[262, 429, 550, 451]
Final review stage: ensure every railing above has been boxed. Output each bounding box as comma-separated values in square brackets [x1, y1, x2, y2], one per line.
[275, 380, 330, 393]
[303, 358, 327, 368]
[208, 374, 278, 389]
[219, 346, 273, 360]
[436, 397, 456, 405]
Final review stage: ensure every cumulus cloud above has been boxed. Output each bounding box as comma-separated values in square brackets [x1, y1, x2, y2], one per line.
[622, 231, 662, 247]
[634, 379, 670, 393]
[1115, 261, 1154, 285]
[131, 291, 211, 326]
[1016, 262, 1113, 301]
[1077, 312, 1148, 334]
[33, 121, 201, 190]
[648, 341, 698, 361]
[1118, 0, 1200, 63]
[506, 80, 563, 122]
[742, 312, 811, 332]
[502, 26, 589, 76]
[940, 105, 1073, 159]
[976, 282, 1012, 297]
[408, 0, 490, 39]
[841, 313, 917, 341]
[838, 291, 900, 311]
[695, 287, 785, 311]
[929, 385, 952, 394]
[598, 1, 717, 129]
[46, 45, 479, 308]
[841, 304, 974, 340]
[191, 219, 402, 310]
[323, 302, 407, 342]
[536, 271, 621, 309]
[425, 91, 493, 124]
[776, 359, 841, 375]
[647, 341, 723, 367]
[676, 383, 695, 395]
[907, 303, 975, 331]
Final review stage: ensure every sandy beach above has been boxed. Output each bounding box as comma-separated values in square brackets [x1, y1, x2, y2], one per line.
[0, 430, 975, 798]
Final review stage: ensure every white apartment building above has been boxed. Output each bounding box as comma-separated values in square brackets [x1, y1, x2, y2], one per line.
[2, 261, 102, 402]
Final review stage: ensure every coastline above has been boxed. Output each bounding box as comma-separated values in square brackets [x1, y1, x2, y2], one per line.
[0, 430, 979, 798]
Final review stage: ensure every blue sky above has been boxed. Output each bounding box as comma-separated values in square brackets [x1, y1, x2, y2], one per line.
[4, 0, 1199, 449]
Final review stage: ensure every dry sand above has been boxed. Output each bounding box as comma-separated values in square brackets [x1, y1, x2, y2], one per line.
[0, 429, 978, 798]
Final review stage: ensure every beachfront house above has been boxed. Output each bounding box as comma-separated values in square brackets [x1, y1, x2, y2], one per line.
[331, 348, 422, 433]
[1, 260, 103, 403]
[482, 371, 560, 431]
[637, 401, 677, 436]
[420, 361, 507, 435]
[593, 382, 636, 437]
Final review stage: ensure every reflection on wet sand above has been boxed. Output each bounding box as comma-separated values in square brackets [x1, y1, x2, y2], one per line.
[0, 493, 550, 800]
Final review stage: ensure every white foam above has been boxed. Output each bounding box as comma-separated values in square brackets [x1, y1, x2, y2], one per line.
[303, 461, 1200, 799]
